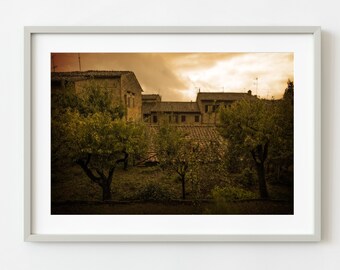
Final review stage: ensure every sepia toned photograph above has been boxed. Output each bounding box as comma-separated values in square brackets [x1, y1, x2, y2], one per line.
[51, 52, 294, 215]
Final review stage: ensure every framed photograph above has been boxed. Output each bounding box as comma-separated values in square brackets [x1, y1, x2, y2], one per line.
[24, 26, 321, 241]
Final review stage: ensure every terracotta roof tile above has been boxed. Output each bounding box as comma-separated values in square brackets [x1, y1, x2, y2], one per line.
[51, 70, 132, 81]
[197, 92, 257, 101]
[150, 102, 200, 113]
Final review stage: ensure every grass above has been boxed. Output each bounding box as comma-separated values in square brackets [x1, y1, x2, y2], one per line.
[51, 161, 293, 215]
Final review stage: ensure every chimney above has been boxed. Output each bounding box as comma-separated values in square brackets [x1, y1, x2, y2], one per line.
[247, 90, 252, 96]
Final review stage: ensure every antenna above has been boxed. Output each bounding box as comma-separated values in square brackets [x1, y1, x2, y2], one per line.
[78, 53, 82, 71]
[255, 77, 258, 96]
[51, 55, 57, 72]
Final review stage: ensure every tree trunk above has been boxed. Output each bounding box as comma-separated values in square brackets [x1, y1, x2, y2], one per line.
[123, 152, 129, 170]
[251, 142, 269, 199]
[102, 182, 112, 201]
[256, 162, 268, 199]
[276, 165, 281, 183]
[181, 177, 186, 200]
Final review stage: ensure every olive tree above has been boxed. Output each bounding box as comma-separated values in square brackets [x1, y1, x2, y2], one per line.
[219, 82, 294, 199]
[219, 98, 291, 198]
[61, 111, 147, 200]
[156, 123, 198, 200]
[51, 80, 147, 201]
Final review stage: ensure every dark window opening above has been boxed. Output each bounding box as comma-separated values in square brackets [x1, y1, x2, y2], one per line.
[153, 115, 158, 123]
[195, 115, 200, 122]
[127, 96, 131, 108]
[126, 92, 135, 108]
[143, 114, 149, 122]
[181, 115, 186, 122]
[212, 104, 219, 112]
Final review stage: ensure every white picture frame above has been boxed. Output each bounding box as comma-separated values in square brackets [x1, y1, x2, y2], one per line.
[24, 26, 321, 242]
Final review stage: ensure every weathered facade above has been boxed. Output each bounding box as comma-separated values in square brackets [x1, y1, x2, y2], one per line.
[51, 71, 143, 121]
[51, 70, 257, 125]
[143, 101, 201, 125]
[142, 90, 257, 125]
[196, 90, 257, 124]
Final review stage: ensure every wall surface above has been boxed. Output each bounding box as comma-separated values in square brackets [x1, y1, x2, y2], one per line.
[0, 0, 339, 269]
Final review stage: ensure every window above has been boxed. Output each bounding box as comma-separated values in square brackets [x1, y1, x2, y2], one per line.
[126, 92, 135, 108]
[169, 115, 172, 122]
[181, 115, 186, 122]
[143, 114, 149, 122]
[210, 104, 219, 112]
[175, 115, 179, 123]
[153, 115, 158, 123]
[195, 115, 200, 122]
[205, 105, 214, 113]
[127, 96, 131, 108]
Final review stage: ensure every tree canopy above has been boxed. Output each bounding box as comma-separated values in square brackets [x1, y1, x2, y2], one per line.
[219, 81, 294, 198]
[51, 81, 147, 201]
[156, 123, 198, 199]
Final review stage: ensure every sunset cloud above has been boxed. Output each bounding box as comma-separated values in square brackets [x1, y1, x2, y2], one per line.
[52, 52, 294, 101]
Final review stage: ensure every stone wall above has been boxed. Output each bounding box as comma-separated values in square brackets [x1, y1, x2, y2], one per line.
[148, 112, 201, 125]
[74, 78, 122, 105]
[121, 73, 143, 121]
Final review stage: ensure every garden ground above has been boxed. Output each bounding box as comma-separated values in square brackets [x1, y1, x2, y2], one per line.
[51, 162, 293, 215]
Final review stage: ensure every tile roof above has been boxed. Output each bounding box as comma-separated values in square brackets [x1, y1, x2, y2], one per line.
[146, 125, 225, 155]
[197, 92, 257, 101]
[142, 94, 161, 100]
[150, 102, 200, 113]
[175, 125, 224, 144]
[142, 103, 156, 115]
[51, 70, 133, 81]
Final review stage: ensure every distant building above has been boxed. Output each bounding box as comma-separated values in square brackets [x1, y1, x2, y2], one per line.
[51, 71, 143, 121]
[142, 94, 161, 122]
[196, 90, 257, 124]
[142, 90, 257, 125]
[51, 70, 257, 125]
[143, 100, 201, 125]
[51, 71, 258, 164]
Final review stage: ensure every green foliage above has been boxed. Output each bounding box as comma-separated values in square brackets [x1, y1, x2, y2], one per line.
[208, 185, 257, 214]
[156, 123, 193, 162]
[77, 80, 125, 118]
[219, 98, 279, 152]
[60, 110, 147, 167]
[53, 80, 125, 118]
[156, 122, 199, 199]
[51, 80, 148, 201]
[238, 167, 256, 188]
[218, 81, 294, 197]
[135, 181, 173, 202]
[212, 186, 256, 201]
[283, 79, 294, 102]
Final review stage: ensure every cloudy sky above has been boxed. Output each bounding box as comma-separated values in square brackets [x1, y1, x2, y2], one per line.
[51, 53, 293, 101]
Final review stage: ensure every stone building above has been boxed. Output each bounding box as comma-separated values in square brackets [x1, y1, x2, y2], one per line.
[51, 71, 257, 163]
[51, 71, 143, 121]
[196, 90, 257, 125]
[142, 94, 161, 122]
[142, 90, 257, 125]
[51, 70, 257, 125]
[143, 100, 201, 125]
